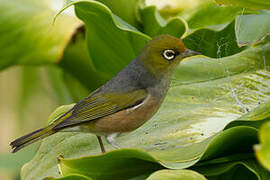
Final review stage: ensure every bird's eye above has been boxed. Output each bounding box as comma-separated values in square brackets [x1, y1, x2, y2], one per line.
[162, 49, 176, 60]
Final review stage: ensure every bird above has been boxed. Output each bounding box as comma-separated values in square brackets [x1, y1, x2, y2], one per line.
[10, 34, 200, 153]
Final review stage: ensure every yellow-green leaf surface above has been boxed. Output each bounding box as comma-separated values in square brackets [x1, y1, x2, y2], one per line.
[0, 0, 80, 70]
[255, 122, 270, 171]
[215, 0, 270, 10]
[146, 169, 207, 180]
[225, 100, 270, 129]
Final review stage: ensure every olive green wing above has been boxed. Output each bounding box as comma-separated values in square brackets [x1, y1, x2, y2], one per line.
[52, 89, 147, 130]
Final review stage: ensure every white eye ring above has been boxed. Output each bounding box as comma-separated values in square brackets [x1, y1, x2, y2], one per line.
[163, 49, 176, 60]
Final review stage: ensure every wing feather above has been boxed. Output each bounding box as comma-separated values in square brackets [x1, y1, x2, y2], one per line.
[53, 89, 147, 130]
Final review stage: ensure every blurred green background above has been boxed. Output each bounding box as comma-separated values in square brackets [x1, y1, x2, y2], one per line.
[0, 66, 67, 179]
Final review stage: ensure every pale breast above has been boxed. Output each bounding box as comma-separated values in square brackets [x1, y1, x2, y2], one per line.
[83, 94, 161, 135]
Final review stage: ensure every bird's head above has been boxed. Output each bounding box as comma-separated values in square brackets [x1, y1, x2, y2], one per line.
[139, 35, 200, 78]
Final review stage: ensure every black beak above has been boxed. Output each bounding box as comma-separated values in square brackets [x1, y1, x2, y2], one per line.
[182, 49, 201, 58]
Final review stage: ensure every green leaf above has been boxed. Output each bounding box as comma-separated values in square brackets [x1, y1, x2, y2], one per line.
[58, 150, 162, 180]
[199, 128, 258, 162]
[146, 169, 207, 180]
[215, 0, 270, 10]
[72, 0, 150, 76]
[180, 2, 270, 47]
[140, 5, 186, 37]
[95, 0, 140, 28]
[193, 159, 270, 179]
[182, 5, 270, 47]
[44, 174, 92, 180]
[0, 0, 80, 70]
[49, 126, 258, 180]
[235, 11, 270, 46]
[21, 38, 270, 179]
[183, 21, 245, 58]
[181, 2, 246, 29]
[20, 124, 258, 179]
[255, 122, 270, 171]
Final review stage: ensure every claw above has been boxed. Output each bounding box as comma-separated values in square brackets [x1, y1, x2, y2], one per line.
[106, 133, 120, 149]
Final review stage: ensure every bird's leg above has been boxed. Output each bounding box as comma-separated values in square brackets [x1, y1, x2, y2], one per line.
[96, 135, 106, 153]
[105, 133, 120, 149]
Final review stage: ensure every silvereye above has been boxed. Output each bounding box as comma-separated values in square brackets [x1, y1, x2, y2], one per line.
[11, 35, 199, 153]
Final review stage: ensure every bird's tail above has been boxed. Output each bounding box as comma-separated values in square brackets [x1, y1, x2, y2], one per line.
[10, 125, 55, 153]
[10, 108, 73, 153]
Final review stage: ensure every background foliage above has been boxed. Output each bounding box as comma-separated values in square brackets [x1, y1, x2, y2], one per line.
[0, 0, 270, 179]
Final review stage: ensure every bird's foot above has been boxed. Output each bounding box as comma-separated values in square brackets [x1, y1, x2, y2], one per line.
[96, 135, 106, 153]
[106, 133, 120, 149]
